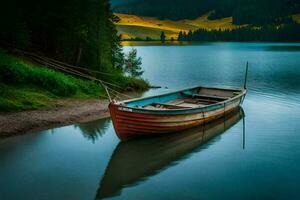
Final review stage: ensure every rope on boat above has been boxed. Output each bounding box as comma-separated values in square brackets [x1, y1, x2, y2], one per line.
[13, 49, 135, 101]
[34, 54, 116, 77]
[27, 53, 122, 89]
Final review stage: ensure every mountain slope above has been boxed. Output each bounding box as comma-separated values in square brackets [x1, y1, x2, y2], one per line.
[115, 13, 238, 40]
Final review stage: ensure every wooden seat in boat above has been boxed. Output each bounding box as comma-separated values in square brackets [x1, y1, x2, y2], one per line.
[144, 103, 189, 110]
[142, 90, 234, 111]
[186, 93, 229, 101]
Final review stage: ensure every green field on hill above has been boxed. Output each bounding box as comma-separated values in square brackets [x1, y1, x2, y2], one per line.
[115, 13, 238, 40]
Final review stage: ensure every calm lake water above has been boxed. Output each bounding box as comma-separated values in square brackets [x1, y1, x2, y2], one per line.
[1, 42, 300, 200]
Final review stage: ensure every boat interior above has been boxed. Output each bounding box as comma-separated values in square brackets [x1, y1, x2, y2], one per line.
[125, 87, 243, 110]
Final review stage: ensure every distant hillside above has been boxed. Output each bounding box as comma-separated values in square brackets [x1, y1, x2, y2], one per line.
[115, 13, 239, 40]
[115, 12, 300, 41]
[113, 0, 300, 25]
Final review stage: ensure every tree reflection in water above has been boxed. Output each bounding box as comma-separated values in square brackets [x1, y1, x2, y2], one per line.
[75, 118, 111, 143]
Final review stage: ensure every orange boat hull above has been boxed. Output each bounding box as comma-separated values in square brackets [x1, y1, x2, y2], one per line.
[109, 98, 242, 140]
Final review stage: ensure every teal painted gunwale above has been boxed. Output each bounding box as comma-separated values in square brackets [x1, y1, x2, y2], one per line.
[117, 86, 247, 115]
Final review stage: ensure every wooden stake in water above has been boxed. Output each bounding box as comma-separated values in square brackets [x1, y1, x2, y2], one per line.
[244, 62, 249, 90]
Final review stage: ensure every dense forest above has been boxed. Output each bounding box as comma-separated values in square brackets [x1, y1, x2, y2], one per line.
[209, 0, 300, 25]
[0, 0, 149, 111]
[113, 0, 300, 25]
[177, 23, 300, 42]
[0, 0, 129, 84]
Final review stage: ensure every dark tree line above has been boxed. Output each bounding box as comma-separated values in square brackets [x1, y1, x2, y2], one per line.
[208, 0, 300, 25]
[177, 23, 300, 42]
[0, 0, 123, 78]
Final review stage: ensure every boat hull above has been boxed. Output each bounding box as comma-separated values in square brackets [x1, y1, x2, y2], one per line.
[109, 93, 245, 140]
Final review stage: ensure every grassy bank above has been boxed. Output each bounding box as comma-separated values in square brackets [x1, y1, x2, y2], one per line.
[0, 50, 149, 111]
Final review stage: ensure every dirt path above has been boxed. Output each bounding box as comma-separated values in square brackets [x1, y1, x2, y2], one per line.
[0, 99, 110, 137]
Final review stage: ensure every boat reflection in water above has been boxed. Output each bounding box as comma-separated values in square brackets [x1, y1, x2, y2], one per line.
[96, 107, 245, 199]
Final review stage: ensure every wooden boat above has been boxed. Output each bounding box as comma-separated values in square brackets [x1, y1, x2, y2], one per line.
[96, 108, 244, 199]
[109, 86, 247, 140]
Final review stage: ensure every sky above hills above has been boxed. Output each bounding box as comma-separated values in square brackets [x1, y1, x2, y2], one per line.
[110, 0, 138, 6]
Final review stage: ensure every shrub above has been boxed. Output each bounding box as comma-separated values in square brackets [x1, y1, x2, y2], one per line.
[0, 65, 26, 84]
[28, 68, 78, 97]
[124, 77, 150, 92]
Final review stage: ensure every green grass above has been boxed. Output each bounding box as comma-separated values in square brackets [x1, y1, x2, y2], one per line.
[0, 49, 150, 111]
[0, 84, 53, 111]
[0, 50, 106, 111]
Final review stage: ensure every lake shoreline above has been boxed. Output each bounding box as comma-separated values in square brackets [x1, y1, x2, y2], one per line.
[0, 99, 110, 138]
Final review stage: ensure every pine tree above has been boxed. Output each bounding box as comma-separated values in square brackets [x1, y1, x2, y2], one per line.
[187, 30, 193, 41]
[177, 31, 184, 41]
[124, 49, 143, 77]
[160, 31, 166, 43]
